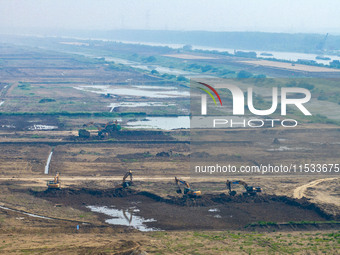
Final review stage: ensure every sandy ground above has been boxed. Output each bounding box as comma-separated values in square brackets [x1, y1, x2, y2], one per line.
[294, 177, 339, 200]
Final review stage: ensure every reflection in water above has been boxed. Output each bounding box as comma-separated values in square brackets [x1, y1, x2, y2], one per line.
[86, 205, 160, 232]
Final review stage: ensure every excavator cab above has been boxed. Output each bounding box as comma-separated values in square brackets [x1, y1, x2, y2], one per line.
[175, 177, 201, 197]
[47, 172, 61, 189]
[226, 180, 261, 196]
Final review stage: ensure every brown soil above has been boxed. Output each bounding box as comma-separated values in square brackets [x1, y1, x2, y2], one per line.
[31, 187, 338, 231]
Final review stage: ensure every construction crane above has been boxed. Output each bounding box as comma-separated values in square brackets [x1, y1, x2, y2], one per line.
[226, 180, 261, 196]
[175, 177, 201, 197]
[122, 170, 133, 188]
[47, 172, 61, 189]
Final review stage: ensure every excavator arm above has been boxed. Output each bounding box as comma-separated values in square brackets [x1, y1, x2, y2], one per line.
[54, 172, 60, 183]
[47, 172, 61, 189]
[226, 180, 261, 196]
[122, 170, 133, 188]
[122, 170, 133, 182]
[175, 177, 201, 197]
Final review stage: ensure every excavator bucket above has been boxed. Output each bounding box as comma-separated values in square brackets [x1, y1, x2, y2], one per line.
[229, 191, 237, 196]
[176, 188, 182, 194]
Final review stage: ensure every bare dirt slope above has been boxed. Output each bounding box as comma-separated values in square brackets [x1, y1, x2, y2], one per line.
[294, 177, 339, 202]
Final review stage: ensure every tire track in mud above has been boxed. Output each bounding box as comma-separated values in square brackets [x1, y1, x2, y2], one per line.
[0, 204, 93, 224]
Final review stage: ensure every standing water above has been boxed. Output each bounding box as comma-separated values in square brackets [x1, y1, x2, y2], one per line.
[86, 205, 160, 232]
[44, 151, 53, 174]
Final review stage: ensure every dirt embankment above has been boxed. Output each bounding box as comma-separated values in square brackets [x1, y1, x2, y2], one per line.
[294, 177, 338, 200]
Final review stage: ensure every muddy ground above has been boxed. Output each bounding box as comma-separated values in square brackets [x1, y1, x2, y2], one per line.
[30, 187, 338, 232]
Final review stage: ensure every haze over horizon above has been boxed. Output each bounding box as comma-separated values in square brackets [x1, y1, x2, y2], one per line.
[0, 0, 339, 35]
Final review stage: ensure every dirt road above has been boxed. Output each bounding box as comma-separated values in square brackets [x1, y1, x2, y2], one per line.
[293, 177, 339, 201]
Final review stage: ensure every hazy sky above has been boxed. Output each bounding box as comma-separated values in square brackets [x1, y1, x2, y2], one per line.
[0, 0, 339, 33]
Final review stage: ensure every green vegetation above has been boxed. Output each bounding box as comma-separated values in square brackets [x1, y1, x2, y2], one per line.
[17, 82, 31, 90]
[177, 75, 189, 82]
[105, 62, 133, 71]
[30, 134, 45, 139]
[237, 70, 253, 78]
[235, 51, 257, 58]
[39, 98, 56, 103]
[151, 69, 159, 75]
[245, 221, 278, 228]
[146, 230, 340, 254]
[143, 55, 157, 62]
[0, 111, 146, 117]
[287, 220, 340, 225]
[245, 220, 340, 229]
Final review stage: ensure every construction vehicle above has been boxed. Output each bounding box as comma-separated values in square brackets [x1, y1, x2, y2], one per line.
[122, 170, 133, 188]
[78, 122, 103, 138]
[47, 172, 61, 189]
[175, 177, 201, 197]
[78, 120, 121, 138]
[98, 120, 121, 137]
[226, 180, 261, 196]
[78, 129, 90, 138]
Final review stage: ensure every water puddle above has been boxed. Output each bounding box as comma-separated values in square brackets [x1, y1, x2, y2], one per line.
[108, 102, 175, 112]
[126, 116, 189, 130]
[75, 85, 189, 98]
[0, 124, 15, 128]
[133, 85, 175, 90]
[267, 146, 307, 152]
[28, 125, 58, 130]
[86, 205, 160, 232]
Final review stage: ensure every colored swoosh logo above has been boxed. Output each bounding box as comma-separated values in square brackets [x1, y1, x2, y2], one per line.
[197, 82, 223, 106]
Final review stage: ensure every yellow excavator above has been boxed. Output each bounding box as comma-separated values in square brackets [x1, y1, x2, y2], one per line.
[78, 122, 103, 138]
[47, 172, 61, 189]
[175, 177, 201, 197]
[79, 120, 121, 138]
[121, 170, 133, 188]
[226, 180, 262, 196]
